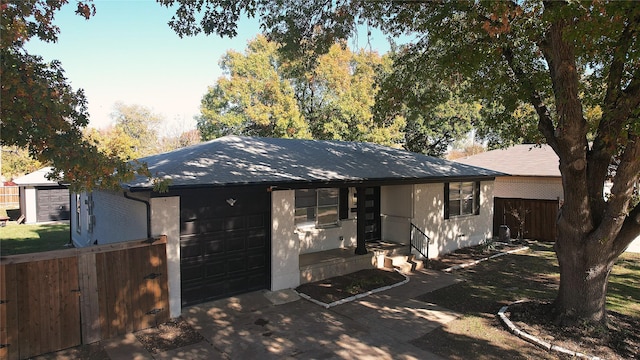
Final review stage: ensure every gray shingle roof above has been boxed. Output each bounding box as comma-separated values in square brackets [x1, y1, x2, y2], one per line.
[455, 144, 560, 177]
[13, 167, 60, 186]
[125, 136, 503, 190]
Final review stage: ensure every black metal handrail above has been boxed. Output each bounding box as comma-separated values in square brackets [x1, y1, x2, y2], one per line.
[410, 222, 430, 264]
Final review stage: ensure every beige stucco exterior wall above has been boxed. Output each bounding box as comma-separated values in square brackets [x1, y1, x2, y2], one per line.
[271, 190, 300, 291]
[494, 176, 563, 201]
[150, 196, 181, 318]
[413, 181, 495, 258]
[381, 184, 413, 244]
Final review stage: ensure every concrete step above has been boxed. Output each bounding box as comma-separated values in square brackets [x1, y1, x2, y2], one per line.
[383, 254, 425, 274]
[395, 259, 425, 273]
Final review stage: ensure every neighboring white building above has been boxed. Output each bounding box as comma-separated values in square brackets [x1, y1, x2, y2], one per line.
[457, 144, 563, 200]
[456, 145, 561, 241]
[456, 144, 639, 251]
[13, 167, 70, 224]
[72, 136, 502, 316]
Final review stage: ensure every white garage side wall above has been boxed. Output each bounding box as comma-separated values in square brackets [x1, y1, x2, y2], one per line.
[150, 196, 181, 318]
[494, 176, 563, 201]
[92, 191, 147, 245]
[381, 185, 413, 244]
[413, 181, 495, 258]
[271, 190, 301, 291]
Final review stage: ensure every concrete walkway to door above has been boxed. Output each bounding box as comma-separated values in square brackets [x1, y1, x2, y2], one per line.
[153, 268, 461, 360]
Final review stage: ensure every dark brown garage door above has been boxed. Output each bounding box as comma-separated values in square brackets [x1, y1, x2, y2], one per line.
[178, 187, 271, 306]
[36, 187, 70, 222]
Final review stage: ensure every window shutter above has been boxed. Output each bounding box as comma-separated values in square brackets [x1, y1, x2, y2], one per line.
[474, 181, 481, 215]
[339, 188, 349, 220]
[444, 183, 450, 219]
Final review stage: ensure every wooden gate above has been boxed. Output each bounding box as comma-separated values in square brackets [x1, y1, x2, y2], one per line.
[493, 198, 559, 241]
[0, 236, 168, 359]
[0, 257, 81, 359]
[93, 243, 169, 340]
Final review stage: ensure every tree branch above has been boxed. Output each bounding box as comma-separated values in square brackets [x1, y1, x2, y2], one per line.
[613, 199, 640, 257]
[501, 46, 558, 153]
[603, 10, 640, 108]
[589, 13, 640, 223]
[594, 9, 640, 160]
[601, 135, 640, 255]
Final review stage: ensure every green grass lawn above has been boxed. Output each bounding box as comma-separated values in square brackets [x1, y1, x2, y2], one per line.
[0, 222, 71, 256]
[410, 241, 640, 359]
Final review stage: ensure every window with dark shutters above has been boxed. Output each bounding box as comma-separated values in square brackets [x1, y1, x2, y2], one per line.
[445, 181, 481, 219]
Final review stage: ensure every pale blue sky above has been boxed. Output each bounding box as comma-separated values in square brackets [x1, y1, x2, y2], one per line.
[26, 0, 395, 136]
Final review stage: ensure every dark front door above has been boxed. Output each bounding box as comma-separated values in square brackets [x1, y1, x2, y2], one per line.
[178, 187, 271, 306]
[363, 187, 381, 242]
[36, 187, 70, 222]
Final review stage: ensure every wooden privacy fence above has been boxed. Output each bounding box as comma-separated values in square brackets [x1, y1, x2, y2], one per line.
[0, 236, 169, 360]
[0, 186, 19, 208]
[493, 198, 560, 242]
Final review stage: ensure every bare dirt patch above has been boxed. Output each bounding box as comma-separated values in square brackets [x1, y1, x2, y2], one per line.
[427, 240, 527, 270]
[134, 317, 204, 354]
[33, 342, 110, 360]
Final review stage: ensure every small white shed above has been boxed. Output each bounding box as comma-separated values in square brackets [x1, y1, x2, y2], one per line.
[13, 167, 70, 224]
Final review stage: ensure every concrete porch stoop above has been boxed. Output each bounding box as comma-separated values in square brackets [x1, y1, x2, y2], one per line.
[299, 247, 376, 284]
[298, 241, 425, 284]
[367, 241, 425, 274]
[382, 253, 425, 273]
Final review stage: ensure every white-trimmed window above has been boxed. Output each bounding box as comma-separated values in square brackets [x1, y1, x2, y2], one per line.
[445, 181, 480, 219]
[295, 188, 340, 228]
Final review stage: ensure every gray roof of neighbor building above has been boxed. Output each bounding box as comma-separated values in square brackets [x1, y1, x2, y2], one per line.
[125, 136, 504, 190]
[13, 167, 61, 186]
[455, 144, 560, 177]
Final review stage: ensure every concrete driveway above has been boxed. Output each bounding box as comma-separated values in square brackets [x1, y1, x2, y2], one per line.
[132, 268, 461, 360]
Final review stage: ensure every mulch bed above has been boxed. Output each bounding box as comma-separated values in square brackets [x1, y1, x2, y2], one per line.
[427, 240, 527, 270]
[134, 317, 204, 354]
[295, 268, 406, 304]
[507, 301, 640, 359]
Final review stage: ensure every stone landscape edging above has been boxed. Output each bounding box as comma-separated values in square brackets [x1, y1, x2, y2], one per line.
[497, 301, 603, 360]
[295, 269, 410, 308]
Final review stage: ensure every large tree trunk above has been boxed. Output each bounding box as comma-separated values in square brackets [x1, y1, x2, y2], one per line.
[534, 1, 640, 326]
[553, 228, 615, 324]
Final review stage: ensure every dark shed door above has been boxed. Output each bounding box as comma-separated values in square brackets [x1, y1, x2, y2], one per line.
[179, 187, 271, 306]
[36, 187, 70, 222]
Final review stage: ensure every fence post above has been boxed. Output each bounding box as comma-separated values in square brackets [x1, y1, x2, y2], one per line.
[78, 253, 101, 344]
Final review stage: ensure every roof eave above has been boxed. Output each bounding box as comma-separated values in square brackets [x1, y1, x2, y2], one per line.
[126, 174, 500, 193]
